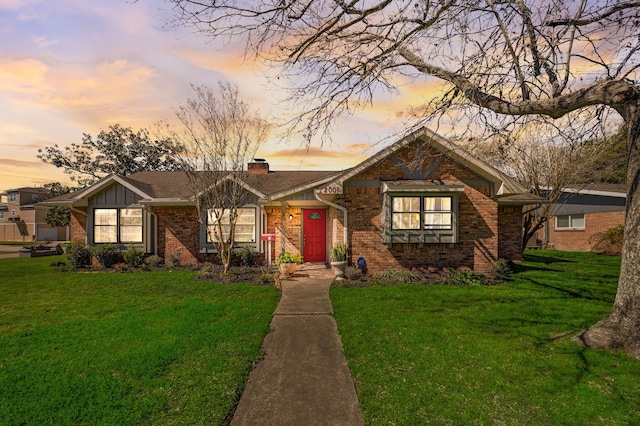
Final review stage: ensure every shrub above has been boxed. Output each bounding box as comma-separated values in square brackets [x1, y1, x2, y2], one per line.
[591, 224, 624, 255]
[330, 243, 348, 262]
[490, 259, 513, 282]
[197, 264, 217, 279]
[144, 255, 163, 268]
[234, 246, 259, 266]
[444, 270, 486, 286]
[123, 245, 146, 268]
[113, 263, 129, 273]
[92, 244, 121, 268]
[66, 240, 92, 269]
[166, 251, 182, 268]
[344, 265, 364, 281]
[376, 268, 424, 284]
[256, 271, 274, 285]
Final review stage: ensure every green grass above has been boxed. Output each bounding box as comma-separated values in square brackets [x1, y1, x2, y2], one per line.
[332, 250, 640, 425]
[0, 256, 280, 425]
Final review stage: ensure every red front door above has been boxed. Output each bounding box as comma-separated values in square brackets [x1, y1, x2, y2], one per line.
[303, 208, 327, 262]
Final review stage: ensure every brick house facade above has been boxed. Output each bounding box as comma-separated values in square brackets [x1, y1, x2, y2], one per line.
[44, 127, 543, 272]
[526, 187, 626, 252]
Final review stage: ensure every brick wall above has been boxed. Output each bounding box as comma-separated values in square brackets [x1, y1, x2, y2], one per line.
[548, 210, 625, 251]
[342, 144, 508, 273]
[70, 208, 87, 242]
[498, 206, 523, 261]
[155, 207, 201, 265]
[264, 206, 303, 262]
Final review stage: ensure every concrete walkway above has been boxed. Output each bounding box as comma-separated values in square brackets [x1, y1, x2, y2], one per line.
[231, 269, 364, 425]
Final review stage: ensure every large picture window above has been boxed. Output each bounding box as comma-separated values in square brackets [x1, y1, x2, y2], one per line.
[207, 208, 256, 243]
[392, 196, 453, 230]
[94, 208, 143, 243]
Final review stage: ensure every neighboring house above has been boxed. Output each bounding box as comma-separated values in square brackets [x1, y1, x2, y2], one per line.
[534, 186, 626, 251]
[0, 187, 69, 242]
[43, 127, 544, 273]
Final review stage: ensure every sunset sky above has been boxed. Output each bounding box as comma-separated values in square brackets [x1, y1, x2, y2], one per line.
[0, 0, 444, 192]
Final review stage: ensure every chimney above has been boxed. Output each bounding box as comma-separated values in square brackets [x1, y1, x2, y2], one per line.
[248, 158, 269, 174]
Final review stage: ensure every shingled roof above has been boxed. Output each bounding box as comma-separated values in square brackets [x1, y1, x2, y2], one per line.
[43, 169, 342, 207]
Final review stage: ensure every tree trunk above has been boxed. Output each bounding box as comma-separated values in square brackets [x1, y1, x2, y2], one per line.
[578, 105, 640, 357]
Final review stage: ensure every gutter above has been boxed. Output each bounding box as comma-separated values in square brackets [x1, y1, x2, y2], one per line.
[314, 190, 348, 247]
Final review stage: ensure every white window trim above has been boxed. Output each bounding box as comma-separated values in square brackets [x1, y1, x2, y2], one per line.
[92, 207, 144, 244]
[202, 206, 259, 250]
[555, 214, 586, 230]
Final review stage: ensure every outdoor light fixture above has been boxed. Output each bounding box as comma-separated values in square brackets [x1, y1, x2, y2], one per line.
[289, 214, 293, 220]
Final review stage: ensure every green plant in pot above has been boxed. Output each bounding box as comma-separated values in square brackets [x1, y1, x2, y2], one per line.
[330, 243, 348, 279]
[277, 251, 303, 277]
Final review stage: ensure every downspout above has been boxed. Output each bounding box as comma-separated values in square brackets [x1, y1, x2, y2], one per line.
[280, 201, 286, 255]
[314, 190, 348, 247]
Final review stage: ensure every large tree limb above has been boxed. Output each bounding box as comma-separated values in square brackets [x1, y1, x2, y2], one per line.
[398, 44, 639, 117]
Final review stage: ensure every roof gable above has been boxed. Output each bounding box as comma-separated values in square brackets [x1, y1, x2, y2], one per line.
[330, 127, 528, 197]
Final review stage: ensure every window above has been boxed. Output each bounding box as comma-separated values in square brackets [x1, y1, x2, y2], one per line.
[0, 211, 4, 219]
[556, 214, 585, 230]
[94, 208, 143, 243]
[9, 194, 16, 202]
[392, 196, 453, 230]
[207, 208, 256, 243]
[383, 190, 458, 244]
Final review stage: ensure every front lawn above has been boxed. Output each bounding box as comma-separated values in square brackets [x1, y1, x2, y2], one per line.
[332, 251, 640, 425]
[0, 256, 280, 425]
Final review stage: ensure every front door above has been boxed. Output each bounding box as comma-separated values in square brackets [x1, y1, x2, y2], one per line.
[303, 208, 327, 262]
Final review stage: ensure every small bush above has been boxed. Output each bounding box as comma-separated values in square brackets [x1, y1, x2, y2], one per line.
[344, 266, 364, 281]
[330, 243, 348, 262]
[591, 224, 624, 255]
[444, 270, 486, 286]
[144, 255, 163, 268]
[490, 259, 513, 282]
[113, 263, 129, 273]
[92, 244, 121, 268]
[123, 245, 146, 268]
[197, 264, 217, 279]
[66, 240, 92, 269]
[376, 269, 425, 284]
[256, 271, 274, 285]
[166, 251, 182, 268]
[234, 246, 259, 266]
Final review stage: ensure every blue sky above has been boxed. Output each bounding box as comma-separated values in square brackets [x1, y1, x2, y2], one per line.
[0, 0, 440, 191]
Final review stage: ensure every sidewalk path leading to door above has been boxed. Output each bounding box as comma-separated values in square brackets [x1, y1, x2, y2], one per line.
[231, 270, 365, 426]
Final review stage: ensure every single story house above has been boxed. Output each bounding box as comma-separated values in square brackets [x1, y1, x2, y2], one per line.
[0, 187, 69, 242]
[43, 127, 544, 273]
[531, 186, 626, 251]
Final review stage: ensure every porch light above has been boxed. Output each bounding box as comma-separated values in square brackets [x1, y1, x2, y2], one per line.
[289, 214, 293, 220]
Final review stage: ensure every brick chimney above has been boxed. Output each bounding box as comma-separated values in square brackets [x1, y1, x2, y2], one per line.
[248, 158, 269, 174]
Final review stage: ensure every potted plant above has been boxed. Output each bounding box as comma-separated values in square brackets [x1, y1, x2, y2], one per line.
[277, 251, 304, 277]
[330, 243, 348, 279]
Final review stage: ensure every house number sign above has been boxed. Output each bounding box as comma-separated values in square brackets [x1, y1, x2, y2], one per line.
[319, 183, 343, 194]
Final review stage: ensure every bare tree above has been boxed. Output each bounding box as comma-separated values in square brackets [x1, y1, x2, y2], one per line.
[172, 82, 270, 274]
[463, 121, 618, 251]
[163, 0, 640, 356]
